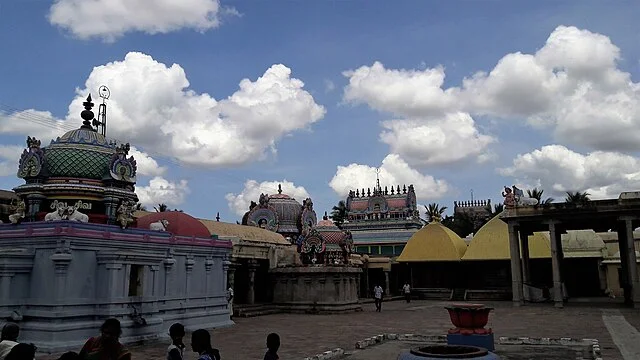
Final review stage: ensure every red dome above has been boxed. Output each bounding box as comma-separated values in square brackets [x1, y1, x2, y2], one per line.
[136, 211, 211, 238]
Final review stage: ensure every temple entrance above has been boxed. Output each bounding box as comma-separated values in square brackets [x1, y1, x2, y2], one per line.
[562, 258, 603, 297]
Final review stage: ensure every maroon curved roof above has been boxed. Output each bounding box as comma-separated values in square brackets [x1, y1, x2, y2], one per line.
[136, 211, 211, 238]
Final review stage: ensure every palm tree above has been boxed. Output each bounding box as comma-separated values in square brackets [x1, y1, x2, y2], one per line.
[441, 212, 475, 238]
[424, 203, 447, 223]
[527, 188, 554, 206]
[565, 191, 590, 205]
[330, 200, 348, 228]
[135, 203, 147, 211]
[485, 203, 504, 219]
[154, 203, 168, 212]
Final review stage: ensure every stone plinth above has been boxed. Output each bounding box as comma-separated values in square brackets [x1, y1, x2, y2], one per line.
[270, 266, 362, 314]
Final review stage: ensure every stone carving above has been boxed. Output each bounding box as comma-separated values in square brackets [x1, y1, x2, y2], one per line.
[66, 206, 89, 222]
[109, 143, 137, 183]
[8, 200, 26, 224]
[149, 219, 169, 231]
[503, 185, 538, 208]
[299, 228, 325, 265]
[303, 198, 314, 211]
[116, 200, 135, 229]
[258, 193, 269, 207]
[45, 202, 68, 221]
[17, 136, 45, 179]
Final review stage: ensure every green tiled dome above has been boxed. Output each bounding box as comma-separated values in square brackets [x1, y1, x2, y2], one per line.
[44, 128, 115, 180]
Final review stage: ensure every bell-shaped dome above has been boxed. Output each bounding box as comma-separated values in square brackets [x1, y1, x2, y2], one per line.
[397, 222, 467, 261]
[268, 192, 303, 234]
[45, 128, 115, 179]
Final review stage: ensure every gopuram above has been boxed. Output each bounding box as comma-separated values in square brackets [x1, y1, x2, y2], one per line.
[0, 94, 232, 352]
[243, 188, 362, 313]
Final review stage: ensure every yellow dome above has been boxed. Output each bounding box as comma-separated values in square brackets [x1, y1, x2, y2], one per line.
[397, 222, 467, 262]
[462, 214, 551, 260]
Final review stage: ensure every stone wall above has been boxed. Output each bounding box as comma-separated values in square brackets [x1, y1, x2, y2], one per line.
[0, 221, 232, 352]
[270, 266, 362, 313]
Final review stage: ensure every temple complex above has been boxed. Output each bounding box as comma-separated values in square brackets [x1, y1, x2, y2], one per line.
[0, 94, 232, 352]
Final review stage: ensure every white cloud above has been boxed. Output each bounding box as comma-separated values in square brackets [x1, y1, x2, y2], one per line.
[324, 79, 336, 93]
[0, 145, 24, 177]
[48, 0, 238, 42]
[0, 52, 325, 169]
[500, 145, 640, 199]
[379, 113, 495, 165]
[329, 154, 450, 200]
[343, 25, 640, 156]
[129, 147, 166, 177]
[136, 176, 190, 207]
[225, 179, 311, 217]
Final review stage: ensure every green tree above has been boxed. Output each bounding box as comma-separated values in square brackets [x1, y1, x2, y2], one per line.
[154, 203, 168, 212]
[330, 200, 348, 228]
[485, 203, 505, 219]
[135, 203, 147, 211]
[441, 211, 475, 238]
[424, 203, 447, 223]
[527, 188, 554, 206]
[565, 191, 590, 205]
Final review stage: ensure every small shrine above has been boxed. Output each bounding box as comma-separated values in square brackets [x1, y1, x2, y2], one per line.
[13, 94, 138, 225]
[296, 212, 354, 265]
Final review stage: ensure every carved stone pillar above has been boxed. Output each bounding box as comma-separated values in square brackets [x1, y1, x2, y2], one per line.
[519, 230, 531, 301]
[149, 265, 159, 297]
[247, 260, 259, 305]
[25, 193, 46, 222]
[0, 273, 13, 301]
[105, 264, 123, 301]
[384, 269, 391, 296]
[548, 221, 564, 308]
[618, 217, 640, 307]
[50, 252, 72, 303]
[163, 257, 176, 296]
[205, 258, 214, 296]
[185, 256, 195, 300]
[507, 223, 523, 306]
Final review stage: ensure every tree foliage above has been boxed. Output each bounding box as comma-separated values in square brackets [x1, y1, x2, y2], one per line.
[424, 203, 447, 223]
[330, 200, 348, 228]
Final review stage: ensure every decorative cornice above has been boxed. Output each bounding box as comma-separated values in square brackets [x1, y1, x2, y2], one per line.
[0, 248, 35, 275]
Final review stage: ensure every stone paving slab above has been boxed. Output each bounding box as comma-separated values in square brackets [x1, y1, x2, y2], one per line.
[39, 300, 637, 360]
[344, 341, 589, 360]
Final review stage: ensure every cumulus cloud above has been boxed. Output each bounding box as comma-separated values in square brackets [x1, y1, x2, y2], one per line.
[0, 145, 24, 177]
[48, 0, 238, 42]
[0, 52, 325, 169]
[329, 154, 450, 200]
[499, 145, 640, 199]
[136, 176, 190, 207]
[129, 147, 166, 177]
[225, 179, 311, 217]
[343, 25, 640, 159]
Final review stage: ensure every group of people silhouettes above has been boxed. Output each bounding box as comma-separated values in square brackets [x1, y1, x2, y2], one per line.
[0, 319, 281, 360]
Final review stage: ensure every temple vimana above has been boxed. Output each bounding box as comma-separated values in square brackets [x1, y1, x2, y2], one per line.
[1, 92, 640, 352]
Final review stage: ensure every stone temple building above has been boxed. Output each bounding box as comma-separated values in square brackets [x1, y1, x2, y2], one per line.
[0, 95, 232, 352]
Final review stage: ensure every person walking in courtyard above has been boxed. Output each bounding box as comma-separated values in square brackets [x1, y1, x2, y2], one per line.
[0, 323, 20, 360]
[373, 284, 384, 312]
[78, 318, 131, 360]
[191, 329, 221, 360]
[226, 286, 234, 320]
[263, 333, 280, 360]
[167, 323, 186, 360]
[402, 282, 411, 303]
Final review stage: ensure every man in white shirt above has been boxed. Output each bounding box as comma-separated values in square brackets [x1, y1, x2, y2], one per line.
[0, 323, 19, 360]
[373, 284, 384, 312]
[402, 282, 411, 303]
[226, 286, 235, 320]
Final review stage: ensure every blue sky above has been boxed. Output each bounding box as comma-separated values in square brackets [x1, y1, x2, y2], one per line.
[1, 1, 640, 223]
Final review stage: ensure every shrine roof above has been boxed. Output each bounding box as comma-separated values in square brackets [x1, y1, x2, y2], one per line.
[462, 214, 551, 260]
[200, 219, 290, 245]
[396, 222, 467, 262]
[136, 211, 211, 238]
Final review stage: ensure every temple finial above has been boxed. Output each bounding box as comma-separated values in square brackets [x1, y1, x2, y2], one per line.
[80, 94, 95, 130]
[323, 211, 328, 220]
[278, 184, 282, 194]
[216, 212, 220, 222]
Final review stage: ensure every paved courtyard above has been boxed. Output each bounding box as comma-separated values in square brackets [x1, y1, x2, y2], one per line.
[47, 300, 640, 360]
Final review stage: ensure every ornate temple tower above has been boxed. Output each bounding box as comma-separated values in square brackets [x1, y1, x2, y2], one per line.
[343, 183, 424, 257]
[13, 94, 139, 223]
[242, 184, 317, 241]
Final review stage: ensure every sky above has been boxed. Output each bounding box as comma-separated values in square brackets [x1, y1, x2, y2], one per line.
[1, 1, 640, 223]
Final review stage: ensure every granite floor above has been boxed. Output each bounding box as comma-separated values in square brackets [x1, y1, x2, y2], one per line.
[40, 299, 640, 360]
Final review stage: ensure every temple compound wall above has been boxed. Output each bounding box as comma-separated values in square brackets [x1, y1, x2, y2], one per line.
[0, 221, 232, 352]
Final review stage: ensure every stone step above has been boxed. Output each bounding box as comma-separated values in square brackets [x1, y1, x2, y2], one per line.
[236, 308, 282, 318]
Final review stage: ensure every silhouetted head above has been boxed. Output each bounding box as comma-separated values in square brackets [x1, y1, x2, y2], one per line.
[100, 318, 122, 344]
[6, 343, 36, 360]
[169, 323, 185, 341]
[266, 333, 280, 352]
[191, 329, 212, 354]
[57, 351, 80, 360]
[1, 323, 19, 342]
